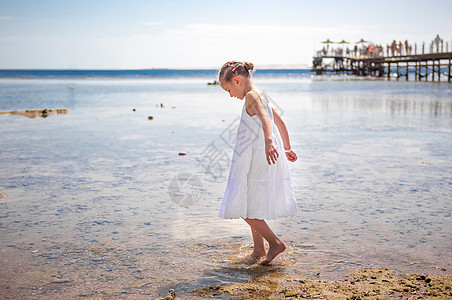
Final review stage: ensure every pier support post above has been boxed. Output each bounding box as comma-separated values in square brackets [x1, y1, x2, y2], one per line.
[396, 62, 399, 80]
[449, 55, 451, 82]
[426, 61, 429, 81]
[422, 61, 425, 81]
[415, 61, 418, 81]
[418, 61, 422, 81]
[387, 62, 391, 79]
[437, 60, 441, 81]
[419, 61, 422, 81]
[406, 62, 409, 80]
[432, 60, 435, 81]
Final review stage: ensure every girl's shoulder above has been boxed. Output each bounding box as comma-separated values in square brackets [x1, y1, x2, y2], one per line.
[245, 89, 260, 102]
[246, 89, 269, 104]
[244, 90, 262, 117]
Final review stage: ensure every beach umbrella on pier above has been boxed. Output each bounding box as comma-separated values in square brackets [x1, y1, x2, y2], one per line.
[321, 38, 335, 53]
[356, 38, 368, 44]
[322, 38, 334, 44]
[337, 40, 350, 56]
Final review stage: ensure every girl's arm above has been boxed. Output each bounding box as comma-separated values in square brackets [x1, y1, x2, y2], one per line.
[273, 109, 298, 162]
[245, 92, 278, 165]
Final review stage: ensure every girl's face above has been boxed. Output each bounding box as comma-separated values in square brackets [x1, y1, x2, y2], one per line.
[220, 76, 245, 100]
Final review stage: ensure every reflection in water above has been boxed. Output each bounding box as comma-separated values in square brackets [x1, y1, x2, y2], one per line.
[312, 94, 451, 116]
[308, 90, 452, 132]
[386, 99, 451, 117]
[0, 108, 68, 119]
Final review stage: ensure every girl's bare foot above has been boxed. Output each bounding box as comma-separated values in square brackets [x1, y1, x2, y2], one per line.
[259, 241, 285, 265]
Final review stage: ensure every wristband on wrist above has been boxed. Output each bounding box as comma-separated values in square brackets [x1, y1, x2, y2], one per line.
[284, 148, 292, 152]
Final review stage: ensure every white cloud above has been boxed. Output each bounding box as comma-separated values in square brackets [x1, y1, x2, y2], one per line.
[122, 23, 380, 68]
[0, 16, 13, 21]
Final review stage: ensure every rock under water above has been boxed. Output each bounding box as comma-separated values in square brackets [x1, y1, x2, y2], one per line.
[0, 109, 68, 119]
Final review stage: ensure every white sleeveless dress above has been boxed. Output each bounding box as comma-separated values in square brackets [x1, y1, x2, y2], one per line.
[219, 89, 297, 220]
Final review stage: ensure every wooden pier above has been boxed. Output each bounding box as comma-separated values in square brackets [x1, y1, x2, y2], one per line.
[312, 52, 452, 82]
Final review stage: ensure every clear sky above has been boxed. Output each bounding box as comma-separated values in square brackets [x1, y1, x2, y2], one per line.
[0, 0, 451, 69]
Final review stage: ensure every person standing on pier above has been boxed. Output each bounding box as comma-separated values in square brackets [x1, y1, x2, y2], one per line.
[434, 34, 442, 53]
[398, 41, 403, 56]
[391, 40, 397, 56]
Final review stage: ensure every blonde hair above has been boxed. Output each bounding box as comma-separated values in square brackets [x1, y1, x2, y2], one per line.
[218, 61, 254, 83]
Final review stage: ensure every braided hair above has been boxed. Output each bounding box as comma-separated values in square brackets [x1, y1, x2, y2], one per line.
[218, 61, 254, 83]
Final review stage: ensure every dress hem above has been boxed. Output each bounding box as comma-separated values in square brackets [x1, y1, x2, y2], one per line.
[218, 214, 297, 221]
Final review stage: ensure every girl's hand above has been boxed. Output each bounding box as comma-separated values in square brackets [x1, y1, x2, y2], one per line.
[265, 142, 279, 165]
[285, 150, 297, 162]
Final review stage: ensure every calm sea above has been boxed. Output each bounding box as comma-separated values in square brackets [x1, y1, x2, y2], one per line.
[0, 69, 451, 298]
[0, 68, 310, 80]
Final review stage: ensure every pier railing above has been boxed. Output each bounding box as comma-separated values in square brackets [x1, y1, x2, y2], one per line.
[316, 39, 451, 59]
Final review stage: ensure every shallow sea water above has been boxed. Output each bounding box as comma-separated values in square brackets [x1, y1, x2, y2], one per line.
[0, 76, 451, 298]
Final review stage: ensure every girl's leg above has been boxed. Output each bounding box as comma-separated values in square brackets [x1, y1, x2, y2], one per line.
[249, 228, 266, 257]
[244, 218, 286, 265]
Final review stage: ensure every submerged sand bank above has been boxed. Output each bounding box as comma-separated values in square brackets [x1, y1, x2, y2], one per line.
[193, 267, 451, 299]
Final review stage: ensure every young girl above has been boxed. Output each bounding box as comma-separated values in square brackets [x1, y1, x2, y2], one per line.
[218, 61, 298, 265]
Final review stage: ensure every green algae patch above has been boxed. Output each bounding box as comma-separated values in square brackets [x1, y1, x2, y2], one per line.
[192, 267, 452, 299]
